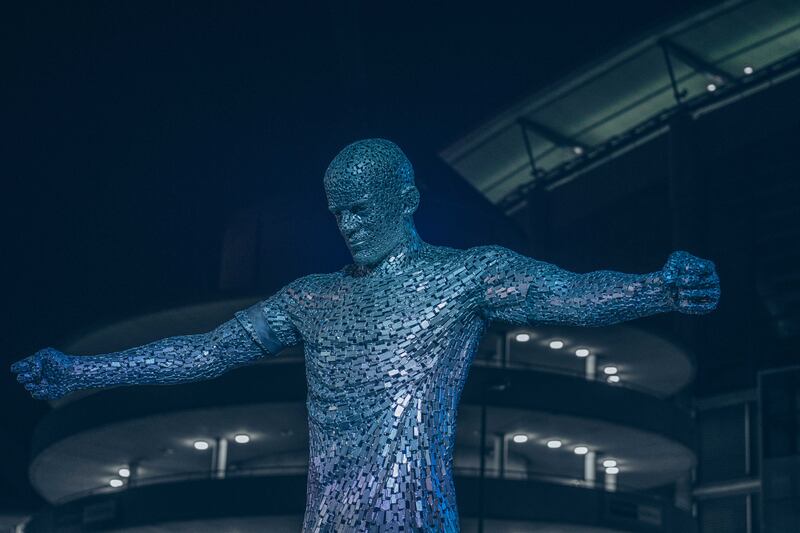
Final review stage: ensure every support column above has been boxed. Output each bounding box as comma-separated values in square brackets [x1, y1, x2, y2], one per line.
[605, 471, 618, 492]
[212, 437, 229, 480]
[584, 451, 597, 487]
[585, 354, 597, 381]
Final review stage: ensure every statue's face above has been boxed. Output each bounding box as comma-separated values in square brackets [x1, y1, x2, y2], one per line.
[324, 139, 419, 267]
[325, 173, 410, 266]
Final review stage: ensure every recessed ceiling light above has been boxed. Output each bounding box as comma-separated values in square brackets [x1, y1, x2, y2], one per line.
[512, 434, 528, 444]
[605, 466, 620, 475]
[573, 446, 589, 455]
[575, 348, 590, 357]
[546, 440, 562, 449]
[118, 468, 130, 478]
[706, 82, 717, 92]
[515, 333, 531, 342]
[607, 375, 620, 383]
[109, 479, 124, 488]
[572, 146, 584, 155]
[602, 459, 617, 468]
[193, 440, 210, 451]
[603, 366, 618, 375]
[549, 340, 564, 349]
[743, 65, 754, 75]
[234, 434, 251, 444]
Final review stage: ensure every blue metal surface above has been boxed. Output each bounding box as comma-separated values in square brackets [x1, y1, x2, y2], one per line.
[12, 139, 719, 531]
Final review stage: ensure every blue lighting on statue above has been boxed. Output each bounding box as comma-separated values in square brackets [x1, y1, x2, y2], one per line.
[12, 138, 719, 531]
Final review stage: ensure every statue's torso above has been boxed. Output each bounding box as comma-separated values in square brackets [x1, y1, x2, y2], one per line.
[289, 245, 488, 532]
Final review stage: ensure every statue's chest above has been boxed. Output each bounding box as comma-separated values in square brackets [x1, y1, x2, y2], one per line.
[299, 270, 475, 374]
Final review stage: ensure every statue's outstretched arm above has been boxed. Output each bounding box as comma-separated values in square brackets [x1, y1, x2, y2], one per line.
[10, 319, 262, 400]
[481, 248, 719, 327]
[11, 290, 301, 401]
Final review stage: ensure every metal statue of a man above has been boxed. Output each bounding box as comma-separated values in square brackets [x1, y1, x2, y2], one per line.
[12, 139, 720, 531]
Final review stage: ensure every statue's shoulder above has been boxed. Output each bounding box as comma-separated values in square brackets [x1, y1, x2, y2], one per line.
[423, 244, 516, 272]
[281, 272, 342, 301]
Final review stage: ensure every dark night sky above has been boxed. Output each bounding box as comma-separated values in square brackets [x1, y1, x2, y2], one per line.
[1, 0, 721, 508]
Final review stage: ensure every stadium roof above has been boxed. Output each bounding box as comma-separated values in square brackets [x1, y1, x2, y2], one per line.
[440, 0, 800, 213]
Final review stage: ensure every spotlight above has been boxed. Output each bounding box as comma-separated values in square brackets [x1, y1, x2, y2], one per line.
[193, 440, 210, 451]
[515, 333, 531, 342]
[512, 434, 528, 444]
[234, 434, 251, 444]
[549, 340, 564, 350]
[743, 65, 754, 75]
[575, 348, 590, 358]
[573, 446, 589, 455]
[603, 366, 618, 375]
[607, 375, 620, 383]
[605, 466, 620, 475]
[109, 479, 124, 488]
[706, 83, 717, 92]
[572, 146, 584, 156]
[602, 459, 617, 468]
[118, 468, 130, 478]
[546, 440, 562, 449]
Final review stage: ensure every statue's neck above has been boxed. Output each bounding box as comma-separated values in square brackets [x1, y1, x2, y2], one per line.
[350, 225, 426, 276]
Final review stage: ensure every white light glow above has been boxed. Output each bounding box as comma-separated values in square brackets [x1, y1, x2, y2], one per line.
[546, 440, 562, 449]
[118, 468, 130, 478]
[234, 434, 251, 444]
[549, 340, 564, 350]
[515, 333, 531, 342]
[575, 348, 590, 358]
[607, 375, 620, 383]
[572, 146, 584, 155]
[512, 434, 528, 444]
[573, 446, 589, 455]
[706, 83, 717, 92]
[109, 478, 124, 488]
[743, 65, 754, 75]
[193, 440, 210, 451]
[603, 366, 618, 375]
[605, 466, 620, 475]
[602, 459, 617, 468]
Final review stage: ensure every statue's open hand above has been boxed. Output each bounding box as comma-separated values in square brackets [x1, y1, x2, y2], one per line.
[10, 348, 75, 400]
[661, 251, 720, 315]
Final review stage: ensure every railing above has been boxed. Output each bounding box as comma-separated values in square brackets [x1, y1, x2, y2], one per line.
[55, 463, 674, 506]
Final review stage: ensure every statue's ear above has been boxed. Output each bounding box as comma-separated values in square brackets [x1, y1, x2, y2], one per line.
[400, 185, 420, 216]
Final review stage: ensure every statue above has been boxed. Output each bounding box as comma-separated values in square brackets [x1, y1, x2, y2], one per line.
[12, 139, 719, 531]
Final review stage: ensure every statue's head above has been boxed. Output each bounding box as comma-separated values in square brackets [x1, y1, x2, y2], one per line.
[324, 138, 420, 266]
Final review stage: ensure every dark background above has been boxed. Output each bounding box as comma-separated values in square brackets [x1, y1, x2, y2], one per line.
[1, 0, 728, 511]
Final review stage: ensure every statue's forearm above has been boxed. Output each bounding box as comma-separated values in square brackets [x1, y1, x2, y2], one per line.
[68, 320, 260, 390]
[536, 270, 673, 327]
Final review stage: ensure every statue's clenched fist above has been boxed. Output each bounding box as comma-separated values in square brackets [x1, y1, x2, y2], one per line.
[10, 347, 74, 400]
[661, 250, 720, 315]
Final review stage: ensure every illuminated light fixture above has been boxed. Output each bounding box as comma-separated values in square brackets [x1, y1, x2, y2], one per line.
[546, 440, 562, 449]
[602, 459, 617, 468]
[109, 478, 124, 488]
[706, 82, 717, 92]
[572, 146, 584, 156]
[575, 348, 590, 358]
[549, 340, 564, 350]
[234, 434, 251, 444]
[193, 440, 210, 451]
[607, 375, 620, 383]
[512, 434, 529, 444]
[605, 466, 620, 475]
[515, 333, 531, 342]
[573, 446, 589, 455]
[743, 65, 754, 75]
[603, 366, 618, 375]
[118, 468, 130, 478]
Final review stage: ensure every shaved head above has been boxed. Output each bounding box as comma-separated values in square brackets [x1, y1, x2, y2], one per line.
[324, 139, 420, 267]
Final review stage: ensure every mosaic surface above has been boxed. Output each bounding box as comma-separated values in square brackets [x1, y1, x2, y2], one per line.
[13, 139, 719, 531]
